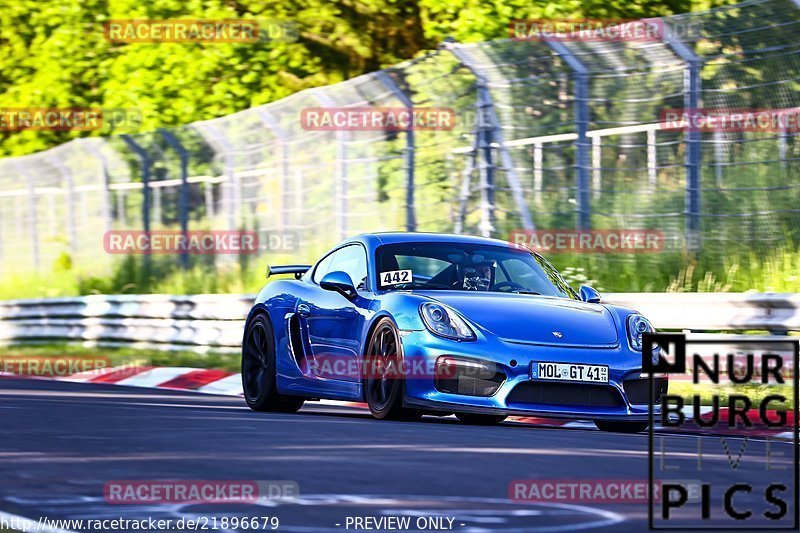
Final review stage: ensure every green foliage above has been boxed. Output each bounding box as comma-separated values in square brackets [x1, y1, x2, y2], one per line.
[2, 241, 800, 300]
[0, 0, 736, 157]
[0, 0, 765, 301]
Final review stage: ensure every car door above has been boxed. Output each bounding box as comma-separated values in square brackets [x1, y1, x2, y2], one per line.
[301, 244, 369, 382]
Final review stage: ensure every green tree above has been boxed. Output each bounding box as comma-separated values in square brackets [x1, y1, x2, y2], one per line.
[0, 0, 736, 157]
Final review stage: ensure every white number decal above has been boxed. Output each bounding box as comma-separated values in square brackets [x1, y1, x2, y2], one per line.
[380, 269, 412, 286]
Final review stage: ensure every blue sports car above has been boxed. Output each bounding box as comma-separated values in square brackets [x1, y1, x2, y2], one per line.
[242, 232, 667, 432]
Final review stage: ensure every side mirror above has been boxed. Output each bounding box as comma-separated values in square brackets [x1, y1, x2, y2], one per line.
[320, 271, 357, 300]
[579, 285, 601, 303]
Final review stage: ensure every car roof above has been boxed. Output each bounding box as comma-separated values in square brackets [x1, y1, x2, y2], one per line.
[342, 231, 518, 249]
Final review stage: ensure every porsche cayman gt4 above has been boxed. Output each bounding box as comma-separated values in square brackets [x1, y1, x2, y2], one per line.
[242, 232, 666, 432]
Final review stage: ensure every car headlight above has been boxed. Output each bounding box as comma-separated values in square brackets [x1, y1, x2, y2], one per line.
[420, 303, 476, 341]
[627, 314, 654, 352]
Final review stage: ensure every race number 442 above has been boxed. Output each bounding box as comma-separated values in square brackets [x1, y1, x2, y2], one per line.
[380, 269, 412, 286]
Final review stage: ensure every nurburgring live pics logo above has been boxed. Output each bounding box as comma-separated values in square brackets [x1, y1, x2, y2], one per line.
[643, 333, 798, 529]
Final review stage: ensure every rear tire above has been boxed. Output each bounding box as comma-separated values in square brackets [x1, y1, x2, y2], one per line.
[363, 318, 419, 420]
[455, 413, 507, 425]
[594, 420, 649, 433]
[242, 313, 304, 413]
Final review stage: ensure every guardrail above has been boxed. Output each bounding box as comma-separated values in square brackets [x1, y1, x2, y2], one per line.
[0, 293, 797, 352]
[0, 294, 252, 353]
[606, 293, 800, 333]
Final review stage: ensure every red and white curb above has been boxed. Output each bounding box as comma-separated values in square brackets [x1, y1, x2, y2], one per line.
[2, 365, 794, 441]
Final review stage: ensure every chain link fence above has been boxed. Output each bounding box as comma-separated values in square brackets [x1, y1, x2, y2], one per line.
[0, 0, 798, 281]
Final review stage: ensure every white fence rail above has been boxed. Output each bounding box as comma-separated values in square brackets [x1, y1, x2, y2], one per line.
[0, 293, 797, 352]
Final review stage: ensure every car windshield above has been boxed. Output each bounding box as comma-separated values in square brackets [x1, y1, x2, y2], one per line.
[375, 242, 578, 299]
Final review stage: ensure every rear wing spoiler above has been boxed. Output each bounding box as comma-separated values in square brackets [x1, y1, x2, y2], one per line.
[267, 265, 312, 279]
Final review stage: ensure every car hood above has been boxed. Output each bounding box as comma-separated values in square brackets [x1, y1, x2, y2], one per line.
[420, 292, 619, 347]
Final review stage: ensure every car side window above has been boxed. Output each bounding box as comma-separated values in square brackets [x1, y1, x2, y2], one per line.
[329, 245, 368, 290]
[312, 250, 338, 284]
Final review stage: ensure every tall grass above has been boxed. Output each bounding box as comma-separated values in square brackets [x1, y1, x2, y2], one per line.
[0, 256, 268, 299]
[1, 243, 800, 299]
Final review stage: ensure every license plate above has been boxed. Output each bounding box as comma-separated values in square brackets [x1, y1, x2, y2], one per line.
[531, 362, 609, 383]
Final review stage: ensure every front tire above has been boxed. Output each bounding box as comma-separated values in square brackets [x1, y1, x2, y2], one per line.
[242, 313, 304, 413]
[594, 420, 649, 433]
[456, 413, 507, 425]
[363, 318, 420, 420]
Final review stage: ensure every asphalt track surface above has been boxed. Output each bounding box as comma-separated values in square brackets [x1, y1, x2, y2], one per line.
[0, 377, 796, 533]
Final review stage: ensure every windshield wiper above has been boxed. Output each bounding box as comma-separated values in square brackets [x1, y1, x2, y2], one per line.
[510, 290, 541, 295]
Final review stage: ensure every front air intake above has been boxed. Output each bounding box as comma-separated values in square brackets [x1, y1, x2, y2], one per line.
[506, 381, 624, 408]
[434, 356, 506, 397]
[623, 377, 668, 405]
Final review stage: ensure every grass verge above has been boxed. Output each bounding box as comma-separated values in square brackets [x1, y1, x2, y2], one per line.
[669, 380, 795, 411]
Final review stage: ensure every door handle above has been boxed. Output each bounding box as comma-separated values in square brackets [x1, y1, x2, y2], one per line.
[297, 303, 311, 316]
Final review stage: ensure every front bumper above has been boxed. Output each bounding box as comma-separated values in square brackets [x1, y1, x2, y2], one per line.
[399, 329, 667, 421]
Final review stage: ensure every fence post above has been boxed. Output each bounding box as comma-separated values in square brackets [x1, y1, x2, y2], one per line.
[87, 141, 113, 238]
[659, 24, 703, 252]
[117, 191, 126, 224]
[376, 70, 416, 232]
[544, 40, 591, 230]
[454, 147, 477, 234]
[533, 143, 543, 206]
[477, 81, 495, 237]
[120, 135, 152, 270]
[444, 40, 534, 236]
[158, 129, 190, 269]
[15, 164, 39, 271]
[49, 159, 77, 253]
[153, 183, 162, 228]
[293, 168, 303, 229]
[592, 136, 601, 199]
[201, 124, 240, 233]
[647, 129, 658, 190]
[312, 90, 348, 240]
[256, 110, 291, 232]
[713, 130, 724, 187]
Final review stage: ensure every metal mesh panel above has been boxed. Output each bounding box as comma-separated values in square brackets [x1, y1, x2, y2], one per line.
[668, 0, 800, 256]
[0, 0, 798, 283]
